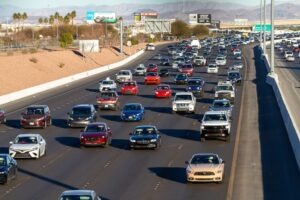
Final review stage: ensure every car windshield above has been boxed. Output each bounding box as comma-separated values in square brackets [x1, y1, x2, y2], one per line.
[102, 81, 113, 85]
[182, 65, 192, 69]
[118, 71, 129, 75]
[229, 73, 240, 78]
[147, 73, 157, 77]
[123, 82, 136, 86]
[208, 65, 216, 68]
[85, 124, 105, 132]
[216, 85, 233, 91]
[26, 107, 44, 115]
[16, 136, 38, 144]
[72, 107, 91, 115]
[100, 92, 116, 98]
[134, 127, 157, 135]
[216, 57, 225, 61]
[213, 101, 230, 108]
[148, 64, 156, 68]
[160, 69, 168, 72]
[0, 157, 6, 166]
[175, 95, 192, 101]
[176, 74, 187, 79]
[191, 155, 219, 164]
[157, 86, 170, 90]
[136, 67, 144, 70]
[124, 104, 141, 111]
[60, 195, 92, 200]
[204, 114, 227, 121]
[188, 80, 201, 85]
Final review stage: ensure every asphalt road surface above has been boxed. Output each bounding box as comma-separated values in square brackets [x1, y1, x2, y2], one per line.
[0, 43, 245, 200]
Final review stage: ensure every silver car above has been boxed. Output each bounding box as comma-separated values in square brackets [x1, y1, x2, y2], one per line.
[59, 190, 101, 200]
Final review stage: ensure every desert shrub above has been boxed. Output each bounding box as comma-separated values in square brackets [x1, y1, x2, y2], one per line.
[58, 62, 65, 68]
[29, 57, 38, 63]
[59, 32, 73, 48]
[7, 51, 14, 56]
[29, 48, 37, 54]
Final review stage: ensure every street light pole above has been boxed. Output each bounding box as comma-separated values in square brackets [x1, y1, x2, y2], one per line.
[270, 0, 275, 73]
[120, 17, 123, 55]
[263, 0, 267, 53]
[260, 0, 263, 47]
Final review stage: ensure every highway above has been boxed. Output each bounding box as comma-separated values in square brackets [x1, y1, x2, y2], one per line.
[0, 43, 245, 199]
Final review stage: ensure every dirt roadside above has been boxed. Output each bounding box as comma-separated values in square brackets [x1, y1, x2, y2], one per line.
[0, 42, 171, 96]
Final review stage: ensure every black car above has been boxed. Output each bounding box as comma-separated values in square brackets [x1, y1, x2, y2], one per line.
[0, 154, 17, 184]
[67, 104, 97, 128]
[159, 68, 169, 77]
[174, 73, 188, 85]
[129, 125, 161, 150]
[227, 70, 242, 85]
[186, 77, 205, 97]
[160, 58, 170, 66]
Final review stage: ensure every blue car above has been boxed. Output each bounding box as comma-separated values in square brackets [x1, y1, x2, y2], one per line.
[186, 77, 205, 97]
[121, 103, 145, 121]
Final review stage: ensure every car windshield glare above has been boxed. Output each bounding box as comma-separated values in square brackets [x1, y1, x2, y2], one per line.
[16, 136, 38, 144]
[72, 107, 91, 115]
[85, 124, 105, 132]
[27, 107, 44, 115]
[204, 114, 227, 121]
[0, 157, 6, 166]
[60, 195, 92, 200]
[134, 127, 156, 135]
[191, 155, 219, 164]
[124, 104, 141, 111]
[175, 95, 192, 101]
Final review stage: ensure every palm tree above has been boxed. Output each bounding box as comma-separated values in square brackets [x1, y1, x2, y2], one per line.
[64, 14, 71, 24]
[21, 12, 27, 29]
[38, 18, 43, 24]
[70, 10, 76, 26]
[44, 18, 49, 24]
[49, 15, 55, 25]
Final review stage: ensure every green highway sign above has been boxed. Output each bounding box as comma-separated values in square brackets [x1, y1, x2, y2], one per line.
[253, 24, 271, 32]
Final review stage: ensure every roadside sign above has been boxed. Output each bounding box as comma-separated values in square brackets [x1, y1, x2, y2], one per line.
[253, 24, 271, 32]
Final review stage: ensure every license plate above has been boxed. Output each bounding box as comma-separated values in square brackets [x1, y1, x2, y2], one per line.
[104, 105, 108, 108]
[129, 116, 133, 119]
[29, 122, 34, 125]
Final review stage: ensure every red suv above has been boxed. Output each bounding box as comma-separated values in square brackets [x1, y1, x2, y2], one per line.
[121, 81, 139, 95]
[80, 122, 112, 147]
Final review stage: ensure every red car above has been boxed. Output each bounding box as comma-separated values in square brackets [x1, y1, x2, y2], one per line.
[80, 122, 112, 147]
[154, 84, 172, 98]
[179, 64, 194, 76]
[145, 72, 161, 85]
[0, 109, 6, 124]
[121, 81, 138, 95]
[146, 64, 158, 72]
[96, 91, 120, 110]
[20, 105, 52, 129]
[293, 47, 300, 52]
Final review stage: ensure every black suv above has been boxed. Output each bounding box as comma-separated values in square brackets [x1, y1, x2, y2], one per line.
[67, 104, 97, 128]
[0, 154, 17, 184]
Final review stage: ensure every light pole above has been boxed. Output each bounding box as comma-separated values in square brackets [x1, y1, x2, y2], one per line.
[263, 0, 267, 54]
[119, 17, 123, 55]
[260, 0, 263, 47]
[270, 0, 275, 73]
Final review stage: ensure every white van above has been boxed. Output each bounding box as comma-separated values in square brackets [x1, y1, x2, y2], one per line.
[190, 39, 201, 49]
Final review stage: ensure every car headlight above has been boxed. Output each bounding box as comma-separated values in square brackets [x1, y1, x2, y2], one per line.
[188, 104, 194, 109]
[216, 170, 222, 174]
[172, 104, 177, 109]
[150, 139, 157, 142]
[68, 117, 74, 120]
[101, 135, 106, 139]
[86, 117, 92, 120]
[31, 147, 39, 151]
[122, 113, 126, 116]
[230, 93, 234, 97]
[200, 125, 204, 129]
[188, 87, 192, 90]
[0, 171, 6, 174]
[226, 125, 230, 129]
[196, 87, 200, 90]
[130, 138, 136, 143]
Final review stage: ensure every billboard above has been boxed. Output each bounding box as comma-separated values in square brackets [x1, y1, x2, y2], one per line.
[86, 11, 117, 24]
[134, 12, 158, 23]
[189, 14, 211, 24]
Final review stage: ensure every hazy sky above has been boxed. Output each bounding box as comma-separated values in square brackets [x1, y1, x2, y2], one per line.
[1, 0, 294, 9]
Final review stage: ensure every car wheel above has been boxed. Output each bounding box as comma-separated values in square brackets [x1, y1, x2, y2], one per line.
[2, 176, 7, 185]
[200, 137, 206, 142]
[37, 150, 40, 159]
[43, 122, 47, 129]
[3, 118, 6, 124]
[49, 119, 52, 126]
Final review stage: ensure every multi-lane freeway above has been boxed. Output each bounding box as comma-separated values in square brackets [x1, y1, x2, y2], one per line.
[0, 40, 299, 200]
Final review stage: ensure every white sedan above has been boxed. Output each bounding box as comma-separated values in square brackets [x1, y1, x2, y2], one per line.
[206, 64, 219, 73]
[185, 153, 225, 183]
[9, 133, 47, 159]
[99, 77, 117, 91]
[215, 56, 227, 66]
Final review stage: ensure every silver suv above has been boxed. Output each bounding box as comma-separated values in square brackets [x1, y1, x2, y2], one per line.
[172, 92, 196, 113]
[215, 81, 235, 103]
[200, 111, 231, 141]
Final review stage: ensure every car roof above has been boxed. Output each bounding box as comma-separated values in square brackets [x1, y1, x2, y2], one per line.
[87, 122, 106, 126]
[73, 104, 93, 108]
[124, 103, 142, 106]
[192, 153, 219, 158]
[175, 92, 193, 95]
[16, 133, 41, 137]
[60, 190, 95, 196]
[204, 110, 227, 115]
[213, 99, 230, 103]
[157, 84, 170, 87]
[27, 105, 47, 108]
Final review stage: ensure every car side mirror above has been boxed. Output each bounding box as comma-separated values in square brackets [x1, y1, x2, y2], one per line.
[9, 141, 13, 145]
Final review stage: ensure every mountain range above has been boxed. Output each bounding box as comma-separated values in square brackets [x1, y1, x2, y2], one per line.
[0, 1, 299, 23]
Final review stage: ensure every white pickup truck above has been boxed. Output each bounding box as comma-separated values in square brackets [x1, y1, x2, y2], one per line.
[172, 92, 196, 114]
[193, 56, 207, 66]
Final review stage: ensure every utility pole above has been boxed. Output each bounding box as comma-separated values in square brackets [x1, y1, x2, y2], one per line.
[270, 0, 275, 73]
[260, 0, 263, 47]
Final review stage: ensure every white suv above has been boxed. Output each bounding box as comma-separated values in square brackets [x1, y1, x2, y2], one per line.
[99, 77, 117, 91]
[200, 111, 231, 141]
[172, 92, 196, 113]
[115, 70, 132, 83]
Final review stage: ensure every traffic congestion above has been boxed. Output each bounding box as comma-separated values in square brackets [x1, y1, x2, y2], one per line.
[0, 33, 256, 199]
